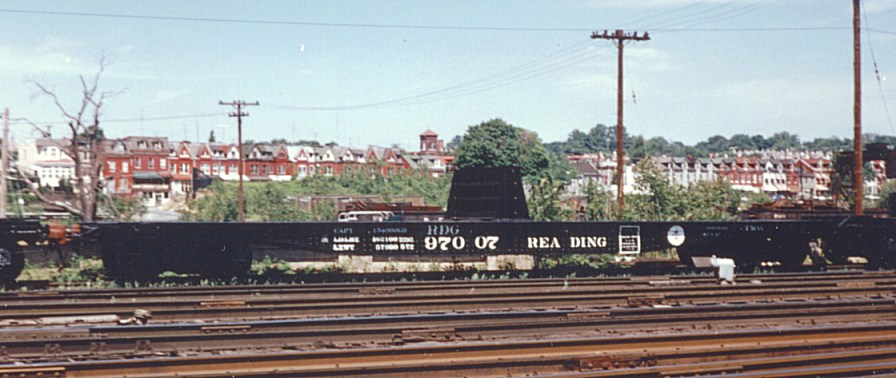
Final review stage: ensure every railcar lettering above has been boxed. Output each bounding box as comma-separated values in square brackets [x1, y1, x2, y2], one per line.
[333, 228, 353, 234]
[332, 244, 355, 251]
[427, 225, 460, 236]
[424, 236, 465, 251]
[373, 227, 407, 234]
[528, 237, 561, 249]
[474, 235, 500, 250]
[569, 236, 608, 249]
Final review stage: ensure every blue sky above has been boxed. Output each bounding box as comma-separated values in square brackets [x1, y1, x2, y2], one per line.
[2, 0, 895, 151]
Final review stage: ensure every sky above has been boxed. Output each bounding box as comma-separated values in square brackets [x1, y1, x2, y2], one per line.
[1, 0, 895, 151]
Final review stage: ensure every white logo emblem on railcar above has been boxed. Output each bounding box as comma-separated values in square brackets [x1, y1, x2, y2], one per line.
[667, 225, 685, 247]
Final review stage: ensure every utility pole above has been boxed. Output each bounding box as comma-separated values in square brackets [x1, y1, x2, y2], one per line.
[591, 29, 650, 217]
[852, 0, 863, 215]
[1, 108, 8, 219]
[219, 100, 259, 222]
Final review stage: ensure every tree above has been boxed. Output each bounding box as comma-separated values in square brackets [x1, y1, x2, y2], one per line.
[454, 118, 554, 182]
[26, 57, 113, 221]
[527, 176, 571, 221]
[445, 135, 462, 151]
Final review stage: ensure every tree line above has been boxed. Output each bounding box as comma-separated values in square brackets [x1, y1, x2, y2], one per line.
[543, 124, 896, 159]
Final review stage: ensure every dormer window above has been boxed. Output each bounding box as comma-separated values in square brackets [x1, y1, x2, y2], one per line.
[153, 141, 161, 150]
[137, 141, 147, 149]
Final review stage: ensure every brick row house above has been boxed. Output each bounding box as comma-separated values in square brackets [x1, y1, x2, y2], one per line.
[646, 156, 850, 201]
[566, 153, 883, 202]
[19, 130, 455, 207]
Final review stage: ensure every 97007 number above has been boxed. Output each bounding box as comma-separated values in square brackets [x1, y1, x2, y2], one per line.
[423, 236, 499, 251]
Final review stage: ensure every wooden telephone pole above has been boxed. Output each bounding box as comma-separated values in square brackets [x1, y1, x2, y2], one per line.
[219, 100, 259, 222]
[591, 29, 650, 217]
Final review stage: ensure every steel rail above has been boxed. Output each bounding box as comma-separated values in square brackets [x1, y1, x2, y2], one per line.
[4, 323, 896, 377]
[3, 277, 895, 322]
[4, 270, 887, 302]
[1, 298, 893, 363]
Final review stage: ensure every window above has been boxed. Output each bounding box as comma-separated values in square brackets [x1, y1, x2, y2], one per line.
[148, 158, 155, 169]
[160, 159, 167, 170]
[180, 163, 189, 174]
[122, 162, 129, 173]
[212, 164, 220, 175]
[135, 158, 141, 169]
[200, 164, 210, 174]
[250, 165, 258, 175]
[278, 165, 285, 175]
[299, 166, 306, 174]
[108, 161, 116, 173]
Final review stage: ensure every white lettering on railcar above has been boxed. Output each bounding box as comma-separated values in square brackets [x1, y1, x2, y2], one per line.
[569, 236, 608, 249]
[527, 237, 561, 249]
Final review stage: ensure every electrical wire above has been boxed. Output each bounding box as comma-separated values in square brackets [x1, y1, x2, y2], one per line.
[8, 112, 225, 127]
[0, 8, 591, 32]
[268, 41, 612, 111]
[861, 0, 895, 135]
[0, 7, 884, 34]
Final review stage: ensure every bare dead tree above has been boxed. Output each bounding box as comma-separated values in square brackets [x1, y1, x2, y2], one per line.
[24, 57, 116, 221]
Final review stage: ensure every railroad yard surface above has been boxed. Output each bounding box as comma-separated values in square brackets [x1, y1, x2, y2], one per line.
[2, 270, 896, 377]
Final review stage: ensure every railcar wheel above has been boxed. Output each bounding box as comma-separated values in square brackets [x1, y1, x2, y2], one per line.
[0, 246, 24, 285]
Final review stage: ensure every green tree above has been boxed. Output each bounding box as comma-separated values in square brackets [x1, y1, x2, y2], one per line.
[583, 181, 614, 220]
[526, 176, 571, 221]
[101, 195, 146, 221]
[454, 118, 555, 183]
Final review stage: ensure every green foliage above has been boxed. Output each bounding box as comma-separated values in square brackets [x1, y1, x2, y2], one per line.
[583, 181, 614, 220]
[573, 159, 743, 222]
[184, 170, 452, 221]
[537, 253, 617, 270]
[100, 195, 146, 221]
[527, 176, 572, 221]
[251, 256, 294, 276]
[454, 118, 559, 183]
[184, 182, 239, 221]
[545, 125, 878, 158]
[875, 179, 896, 212]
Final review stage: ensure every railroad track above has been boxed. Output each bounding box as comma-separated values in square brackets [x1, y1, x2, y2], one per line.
[2, 297, 893, 363]
[3, 271, 894, 322]
[4, 322, 896, 377]
[2, 271, 895, 377]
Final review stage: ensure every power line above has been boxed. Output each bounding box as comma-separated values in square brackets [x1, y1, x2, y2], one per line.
[861, 0, 894, 135]
[269, 41, 612, 111]
[8, 112, 223, 126]
[0, 8, 591, 32]
[0, 7, 886, 34]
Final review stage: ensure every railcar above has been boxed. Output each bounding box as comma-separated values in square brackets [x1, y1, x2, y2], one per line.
[1, 167, 894, 283]
[0, 218, 49, 284]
